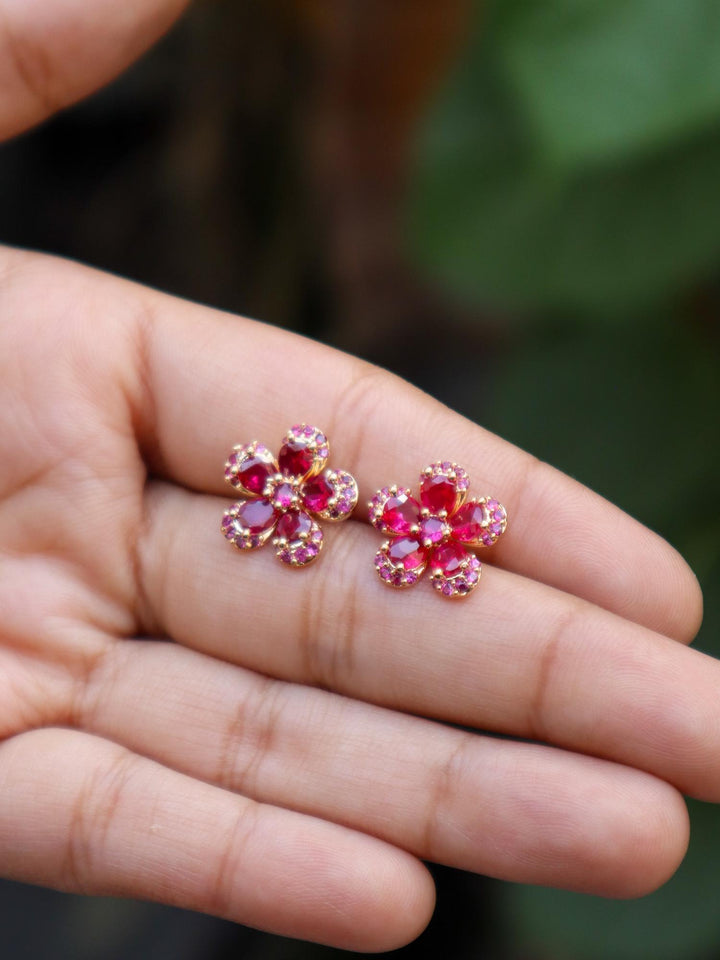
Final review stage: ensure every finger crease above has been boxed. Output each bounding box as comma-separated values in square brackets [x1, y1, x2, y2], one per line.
[422, 737, 470, 861]
[67, 749, 137, 894]
[528, 607, 580, 743]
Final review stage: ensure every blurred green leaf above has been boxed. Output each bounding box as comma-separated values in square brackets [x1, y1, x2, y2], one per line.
[494, 0, 720, 168]
[500, 799, 720, 960]
[482, 319, 720, 546]
[407, 6, 720, 315]
[478, 319, 720, 959]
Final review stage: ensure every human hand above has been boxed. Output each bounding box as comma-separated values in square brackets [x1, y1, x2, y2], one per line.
[0, 246, 712, 950]
[0, 1, 714, 952]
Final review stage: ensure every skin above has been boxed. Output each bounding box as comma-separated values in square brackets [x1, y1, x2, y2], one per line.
[0, 0, 714, 952]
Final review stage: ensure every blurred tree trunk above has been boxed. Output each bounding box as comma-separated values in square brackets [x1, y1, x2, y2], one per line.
[289, 0, 472, 351]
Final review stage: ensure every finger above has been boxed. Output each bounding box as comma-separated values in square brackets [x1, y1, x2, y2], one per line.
[0, 250, 701, 641]
[78, 639, 689, 898]
[0, 0, 189, 141]
[0, 728, 434, 952]
[129, 275, 702, 643]
[140, 482, 720, 802]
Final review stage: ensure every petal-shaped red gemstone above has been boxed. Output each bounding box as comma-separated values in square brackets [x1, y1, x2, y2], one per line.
[228, 453, 273, 495]
[302, 473, 334, 512]
[278, 439, 314, 477]
[237, 498, 277, 534]
[430, 541, 471, 577]
[420, 475, 457, 514]
[276, 510, 313, 541]
[451, 501, 486, 543]
[387, 536, 427, 571]
[382, 493, 421, 535]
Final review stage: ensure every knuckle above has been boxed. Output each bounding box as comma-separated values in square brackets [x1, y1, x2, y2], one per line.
[0, 15, 63, 119]
[215, 676, 288, 796]
[527, 605, 579, 742]
[66, 747, 138, 892]
[208, 800, 261, 916]
[328, 365, 394, 479]
[421, 736, 472, 861]
[296, 523, 362, 692]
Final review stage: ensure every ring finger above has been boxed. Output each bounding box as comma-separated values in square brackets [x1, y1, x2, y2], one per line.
[139, 482, 720, 802]
[78, 638, 688, 897]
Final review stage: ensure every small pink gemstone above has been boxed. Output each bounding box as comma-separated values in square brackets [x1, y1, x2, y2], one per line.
[430, 541, 470, 578]
[490, 521, 503, 535]
[441, 582, 454, 596]
[277, 510, 313, 541]
[221, 515, 238, 540]
[237, 498, 277, 534]
[441, 460, 452, 471]
[228, 452, 273, 495]
[273, 481, 296, 510]
[387, 536, 427, 571]
[420, 475, 457, 514]
[419, 516, 446, 545]
[303, 473, 334, 512]
[451, 501, 486, 543]
[382, 493, 421, 534]
[303, 425, 314, 437]
[405, 572, 419, 585]
[278, 439, 314, 477]
[296, 548, 309, 564]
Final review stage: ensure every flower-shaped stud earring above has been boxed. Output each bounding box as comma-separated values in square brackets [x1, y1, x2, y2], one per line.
[369, 462, 507, 597]
[222, 424, 358, 566]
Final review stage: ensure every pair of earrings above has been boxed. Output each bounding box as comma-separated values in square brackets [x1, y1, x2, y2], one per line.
[221, 424, 507, 599]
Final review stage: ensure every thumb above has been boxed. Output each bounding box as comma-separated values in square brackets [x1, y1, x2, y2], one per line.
[0, 0, 190, 142]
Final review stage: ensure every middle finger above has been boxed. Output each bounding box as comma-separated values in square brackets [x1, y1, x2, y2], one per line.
[140, 482, 720, 801]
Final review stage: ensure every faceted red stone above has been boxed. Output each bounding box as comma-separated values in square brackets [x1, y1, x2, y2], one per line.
[302, 473, 334, 512]
[381, 493, 420, 534]
[387, 536, 427, 571]
[276, 510, 313, 541]
[420, 474, 457, 514]
[419, 516, 447, 546]
[451, 501, 486, 543]
[272, 481, 296, 510]
[237, 498, 277, 534]
[278, 439, 314, 477]
[430, 542, 470, 577]
[235, 454, 273, 495]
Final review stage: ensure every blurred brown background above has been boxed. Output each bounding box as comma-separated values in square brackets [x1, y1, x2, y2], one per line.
[1, 1, 719, 958]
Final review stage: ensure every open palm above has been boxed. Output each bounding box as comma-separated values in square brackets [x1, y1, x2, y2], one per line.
[0, 2, 715, 952]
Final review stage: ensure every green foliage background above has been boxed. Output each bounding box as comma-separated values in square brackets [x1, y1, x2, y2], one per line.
[408, 2, 720, 957]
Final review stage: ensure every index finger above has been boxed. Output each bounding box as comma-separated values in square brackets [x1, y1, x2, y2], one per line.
[128, 281, 702, 643]
[20, 252, 699, 643]
[0, 0, 189, 141]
